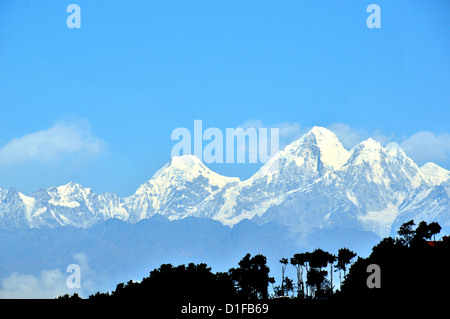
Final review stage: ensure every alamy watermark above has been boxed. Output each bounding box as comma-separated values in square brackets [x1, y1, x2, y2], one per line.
[366, 264, 381, 289]
[171, 120, 279, 165]
[66, 4, 81, 29]
[66, 263, 81, 289]
[366, 4, 381, 29]
[65, 4, 380, 30]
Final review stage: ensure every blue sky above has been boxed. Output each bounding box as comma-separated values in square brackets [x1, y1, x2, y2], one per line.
[0, 0, 449, 196]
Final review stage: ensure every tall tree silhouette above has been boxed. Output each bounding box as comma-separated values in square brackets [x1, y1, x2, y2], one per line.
[229, 253, 273, 299]
[306, 268, 328, 298]
[283, 277, 294, 297]
[304, 252, 311, 297]
[429, 222, 442, 241]
[336, 248, 357, 288]
[398, 220, 415, 246]
[290, 253, 308, 298]
[412, 221, 433, 247]
[279, 258, 289, 296]
[307, 249, 331, 297]
[326, 252, 337, 292]
[404, 220, 443, 247]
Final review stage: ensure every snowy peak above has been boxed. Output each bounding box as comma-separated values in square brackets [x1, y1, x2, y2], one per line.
[307, 126, 350, 170]
[252, 126, 350, 184]
[287, 126, 350, 170]
[0, 126, 448, 237]
[421, 163, 450, 186]
[158, 155, 205, 177]
[385, 142, 403, 157]
[45, 181, 92, 209]
[348, 138, 384, 165]
[56, 181, 87, 192]
[129, 155, 240, 221]
[342, 137, 423, 190]
[53, 181, 91, 197]
[0, 188, 35, 228]
[307, 126, 344, 146]
[143, 155, 239, 191]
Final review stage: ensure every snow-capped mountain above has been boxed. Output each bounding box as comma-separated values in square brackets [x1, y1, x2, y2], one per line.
[420, 162, 450, 187]
[126, 155, 240, 222]
[391, 184, 450, 235]
[0, 127, 449, 238]
[0, 182, 129, 228]
[191, 126, 351, 225]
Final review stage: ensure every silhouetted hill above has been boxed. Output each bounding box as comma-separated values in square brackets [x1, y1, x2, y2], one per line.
[0, 216, 379, 297]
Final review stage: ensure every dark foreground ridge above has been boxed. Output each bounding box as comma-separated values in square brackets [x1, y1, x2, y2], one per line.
[2, 220, 449, 317]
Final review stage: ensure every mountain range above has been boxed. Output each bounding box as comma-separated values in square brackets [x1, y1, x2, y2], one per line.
[1, 126, 449, 238]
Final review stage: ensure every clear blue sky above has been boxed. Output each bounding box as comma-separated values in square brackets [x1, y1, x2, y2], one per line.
[0, 0, 449, 196]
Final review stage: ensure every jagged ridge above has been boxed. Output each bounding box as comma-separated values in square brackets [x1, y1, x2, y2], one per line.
[0, 127, 449, 237]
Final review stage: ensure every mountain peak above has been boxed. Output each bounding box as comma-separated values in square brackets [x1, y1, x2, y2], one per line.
[303, 126, 350, 170]
[163, 155, 221, 179]
[144, 155, 239, 192]
[1, 125, 448, 236]
[359, 138, 382, 149]
[421, 162, 448, 171]
[300, 126, 343, 147]
[251, 126, 350, 183]
[385, 141, 401, 152]
[150, 155, 205, 180]
[308, 126, 336, 137]
[287, 126, 341, 148]
[353, 138, 383, 154]
[420, 162, 450, 186]
[171, 155, 204, 168]
[385, 142, 412, 160]
[54, 181, 88, 195]
[347, 138, 384, 166]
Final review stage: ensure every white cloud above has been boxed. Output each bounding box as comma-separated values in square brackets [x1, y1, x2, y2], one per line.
[0, 252, 97, 299]
[0, 120, 106, 165]
[400, 131, 450, 165]
[0, 268, 69, 299]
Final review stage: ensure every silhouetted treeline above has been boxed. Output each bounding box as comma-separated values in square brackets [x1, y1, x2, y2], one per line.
[75, 253, 272, 304]
[89, 263, 235, 303]
[339, 220, 450, 302]
[274, 247, 356, 299]
[59, 220, 450, 305]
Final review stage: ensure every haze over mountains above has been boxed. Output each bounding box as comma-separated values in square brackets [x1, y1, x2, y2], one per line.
[1, 126, 449, 238]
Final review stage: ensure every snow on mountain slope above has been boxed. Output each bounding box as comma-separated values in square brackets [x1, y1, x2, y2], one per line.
[0, 182, 130, 228]
[392, 184, 450, 235]
[334, 139, 425, 236]
[0, 127, 448, 238]
[29, 182, 122, 228]
[389, 163, 450, 236]
[47, 182, 90, 209]
[342, 140, 423, 209]
[250, 126, 350, 187]
[194, 126, 351, 226]
[261, 137, 427, 237]
[420, 162, 450, 186]
[0, 188, 31, 228]
[126, 155, 240, 221]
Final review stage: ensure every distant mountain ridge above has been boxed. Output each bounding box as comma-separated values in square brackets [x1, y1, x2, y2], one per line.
[1, 126, 449, 238]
